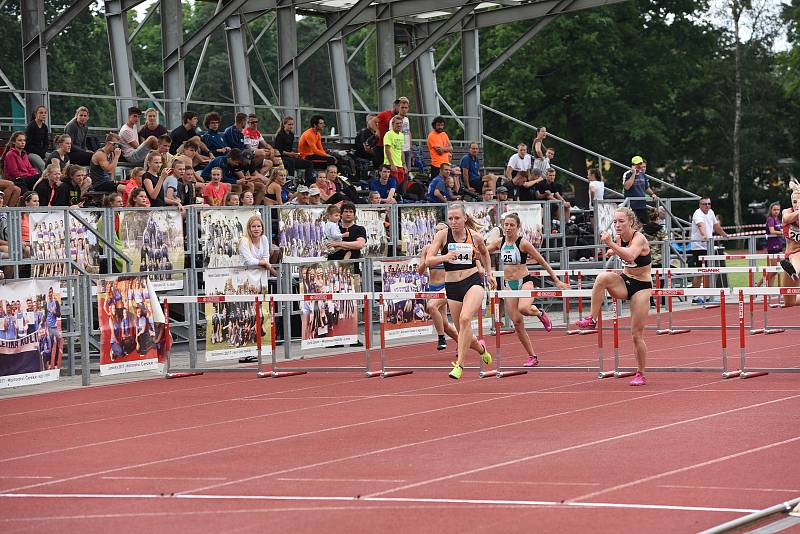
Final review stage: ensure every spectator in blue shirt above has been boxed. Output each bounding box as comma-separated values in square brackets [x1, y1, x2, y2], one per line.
[201, 149, 244, 185]
[201, 112, 230, 157]
[369, 164, 398, 204]
[223, 112, 247, 151]
[460, 142, 483, 192]
[427, 162, 456, 203]
[623, 155, 657, 225]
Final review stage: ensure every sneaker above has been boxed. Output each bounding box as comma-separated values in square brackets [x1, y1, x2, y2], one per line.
[523, 355, 539, 367]
[576, 315, 596, 329]
[437, 338, 447, 351]
[780, 259, 799, 280]
[449, 364, 463, 380]
[538, 311, 553, 332]
[629, 372, 646, 386]
[478, 339, 492, 365]
[692, 297, 705, 305]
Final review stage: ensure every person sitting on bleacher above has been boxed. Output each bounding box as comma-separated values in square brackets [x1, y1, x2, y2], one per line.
[427, 162, 456, 203]
[169, 111, 209, 160]
[65, 106, 94, 166]
[89, 133, 126, 195]
[46, 134, 71, 171]
[370, 164, 397, 204]
[354, 114, 382, 170]
[24, 105, 49, 172]
[118, 107, 159, 165]
[298, 115, 337, 169]
[154, 134, 175, 172]
[1, 131, 40, 195]
[139, 108, 168, 141]
[200, 112, 230, 157]
[33, 164, 64, 207]
[52, 164, 87, 208]
[274, 116, 315, 183]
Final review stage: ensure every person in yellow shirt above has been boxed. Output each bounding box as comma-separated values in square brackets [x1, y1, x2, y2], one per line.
[383, 115, 406, 186]
[427, 116, 452, 177]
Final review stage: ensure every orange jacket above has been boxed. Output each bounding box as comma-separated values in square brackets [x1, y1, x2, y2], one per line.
[298, 128, 326, 158]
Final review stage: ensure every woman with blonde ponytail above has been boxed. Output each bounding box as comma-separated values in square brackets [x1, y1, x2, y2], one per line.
[780, 179, 800, 306]
[576, 206, 652, 386]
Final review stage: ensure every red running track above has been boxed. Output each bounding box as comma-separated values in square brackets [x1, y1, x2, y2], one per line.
[0, 304, 799, 533]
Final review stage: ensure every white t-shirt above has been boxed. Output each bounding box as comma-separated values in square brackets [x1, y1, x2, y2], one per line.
[401, 117, 411, 151]
[589, 181, 605, 203]
[691, 208, 717, 250]
[118, 124, 138, 159]
[506, 153, 532, 172]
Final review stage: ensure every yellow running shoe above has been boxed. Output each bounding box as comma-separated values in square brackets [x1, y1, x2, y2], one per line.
[479, 339, 492, 365]
[449, 364, 463, 380]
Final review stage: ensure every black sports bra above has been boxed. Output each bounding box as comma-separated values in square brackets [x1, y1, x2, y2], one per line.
[441, 228, 477, 272]
[620, 231, 651, 268]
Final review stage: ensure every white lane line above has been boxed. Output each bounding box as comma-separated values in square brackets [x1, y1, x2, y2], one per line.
[100, 476, 227, 481]
[460, 480, 600, 487]
[364, 393, 800, 498]
[276, 478, 407, 483]
[0, 492, 759, 515]
[658, 484, 800, 493]
[569, 435, 800, 502]
[0, 476, 53, 480]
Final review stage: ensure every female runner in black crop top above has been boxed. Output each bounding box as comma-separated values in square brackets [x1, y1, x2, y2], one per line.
[426, 203, 496, 379]
[576, 206, 652, 386]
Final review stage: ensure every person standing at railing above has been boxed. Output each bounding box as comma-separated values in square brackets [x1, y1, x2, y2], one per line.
[764, 202, 784, 287]
[577, 206, 652, 386]
[588, 168, 604, 208]
[780, 179, 800, 307]
[623, 156, 657, 225]
[239, 215, 277, 277]
[531, 126, 549, 175]
[689, 197, 728, 303]
[427, 116, 452, 178]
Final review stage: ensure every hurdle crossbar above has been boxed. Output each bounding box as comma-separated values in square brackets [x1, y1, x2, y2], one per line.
[736, 287, 800, 378]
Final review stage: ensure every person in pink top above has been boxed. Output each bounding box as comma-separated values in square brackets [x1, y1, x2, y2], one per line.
[1, 131, 40, 198]
[202, 167, 230, 206]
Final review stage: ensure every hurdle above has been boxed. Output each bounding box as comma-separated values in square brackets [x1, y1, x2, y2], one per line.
[565, 272, 598, 335]
[489, 288, 606, 378]
[376, 291, 496, 378]
[737, 287, 800, 379]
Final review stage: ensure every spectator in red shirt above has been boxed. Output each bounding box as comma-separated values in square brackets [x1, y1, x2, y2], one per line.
[376, 98, 404, 148]
[1, 131, 40, 197]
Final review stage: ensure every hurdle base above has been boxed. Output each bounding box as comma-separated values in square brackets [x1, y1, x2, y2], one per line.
[750, 328, 785, 336]
[769, 303, 784, 309]
[703, 303, 721, 310]
[497, 370, 528, 378]
[598, 371, 616, 379]
[490, 328, 516, 336]
[381, 370, 414, 378]
[721, 370, 742, 379]
[614, 371, 637, 378]
[270, 371, 308, 378]
[480, 370, 498, 378]
[741, 371, 769, 379]
[365, 370, 383, 378]
[656, 328, 691, 336]
[567, 329, 597, 336]
[166, 371, 204, 379]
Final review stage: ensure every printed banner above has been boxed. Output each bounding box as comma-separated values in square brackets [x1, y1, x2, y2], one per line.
[118, 209, 184, 290]
[278, 206, 327, 261]
[29, 210, 101, 277]
[299, 262, 360, 349]
[355, 206, 390, 257]
[380, 258, 434, 340]
[98, 277, 166, 376]
[503, 203, 543, 246]
[199, 208, 261, 268]
[464, 203, 498, 243]
[0, 280, 63, 389]
[398, 205, 445, 257]
[204, 269, 272, 362]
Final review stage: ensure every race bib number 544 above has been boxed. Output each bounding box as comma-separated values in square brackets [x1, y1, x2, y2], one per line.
[448, 243, 473, 265]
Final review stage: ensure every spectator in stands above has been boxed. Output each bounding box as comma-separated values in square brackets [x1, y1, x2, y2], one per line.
[370, 164, 397, 204]
[511, 169, 540, 201]
[223, 112, 247, 150]
[764, 202, 784, 287]
[427, 162, 456, 203]
[240, 215, 277, 275]
[288, 185, 310, 205]
[52, 164, 87, 207]
[427, 116, 452, 177]
[33, 164, 62, 206]
[241, 189, 255, 206]
[264, 168, 286, 206]
[118, 107, 159, 165]
[298, 115, 337, 168]
[314, 169, 337, 204]
[274, 116, 314, 183]
[623, 156, 657, 225]
[169, 111, 209, 156]
[396, 97, 412, 170]
[47, 134, 71, 170]
[536, 168, 571, 222]
[325, 164, 354, 204]
[327, 201, 366, 261]
[201, 112, 230, 157]
[534, 146, 555, 178]
[367, 190, 381, 205]
[20, 191, 38, 253]
[641, 206, 667, 268]
[175, 141, 206, 185]
[65, 106, 93, 165]
[139, 108, 168, 141]
[89, 134, 126, 194]
[202, 167, 230, 207]
[122, 167, 145, 206]
[460, 142, 482, 193]
[689, 197, 728, 301]
[127, 186, 148, 208]
[496, 186, 509, 202]
[354, 114, 381, 169]
[163, 159, 186, 210]
[100, 192, 125, 272]
[505, 143, 532, 182]
[482, 187, 495, 202]
[1, 131, 40, 192]
[242, 114, 278, 175]
[24, 105, 49, 172]
[0, 191, 8, 262]
[376, 99, 403, 151]
[532, 126, 548, 175]
[225, 192, 240, 206]
[383, 115, 406, 185]
[450, 166, 464, 197]
[155, 134, 174, 171]
[201, 149, 261, 201]
[588, 168, 604, 207]
[142, 153, 171, 208]
[308, 186, 322, 205]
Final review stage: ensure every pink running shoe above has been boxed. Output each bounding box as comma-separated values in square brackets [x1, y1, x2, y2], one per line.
[538, 312, 553, 332]
[629, 372, 646, 386]
[523, 355, 539, 367]
[576, 315, 597, 329]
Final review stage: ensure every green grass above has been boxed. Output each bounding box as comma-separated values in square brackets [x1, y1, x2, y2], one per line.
[725, 258, 768, 288]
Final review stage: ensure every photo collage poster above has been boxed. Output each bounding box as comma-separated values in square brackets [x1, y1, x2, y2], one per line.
[398, 205, 445, 257]
[204, 269, 272, 362]
[29, 210, 101, 277]
[299, 262, 360, 349]
[463, 203, 498, 244]
[118, 210, 185, 290]
[502, 203, 543, 247]
[98, 276, 167, 376]
[355, 206, 390, 257]
[380, 258, 435, 340]
[595, 202, 620, 239]
[200, 208, 261, 268]
[278, 206, 327, 261]
[0, 279, 64, 389]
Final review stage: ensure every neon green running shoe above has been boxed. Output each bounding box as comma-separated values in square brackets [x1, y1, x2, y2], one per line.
[479, 339, 492, 365]
[449, 364, 463, 380]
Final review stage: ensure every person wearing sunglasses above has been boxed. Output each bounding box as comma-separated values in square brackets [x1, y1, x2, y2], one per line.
[689, 197, 729, 303]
